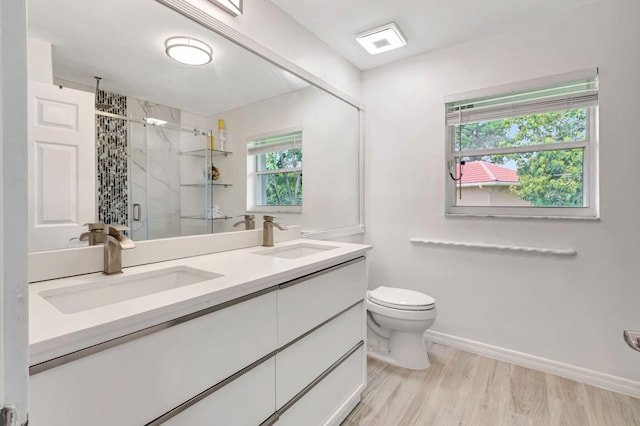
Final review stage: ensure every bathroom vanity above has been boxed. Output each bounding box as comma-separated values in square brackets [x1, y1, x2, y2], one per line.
[28, 239, 371, 425]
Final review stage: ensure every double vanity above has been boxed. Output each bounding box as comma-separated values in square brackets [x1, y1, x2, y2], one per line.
[28, 238, 372, 425]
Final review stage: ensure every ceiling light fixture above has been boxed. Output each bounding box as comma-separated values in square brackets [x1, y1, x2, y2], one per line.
[356, 22, 407, 55]
[145, 117, 168, 126]
[207, 0, 243, 16]
[165, 36, 212, 66]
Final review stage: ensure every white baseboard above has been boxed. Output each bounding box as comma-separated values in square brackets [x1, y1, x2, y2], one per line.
[424, 330, 640, 399]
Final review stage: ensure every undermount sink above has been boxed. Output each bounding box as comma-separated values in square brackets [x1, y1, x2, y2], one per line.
[254, 243, 337, 259]
[39, 266, 223, 314]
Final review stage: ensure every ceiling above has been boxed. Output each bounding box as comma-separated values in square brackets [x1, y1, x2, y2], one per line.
[27, 0, 308, 117]
[26, 0, 601, 116]
[270, 0, 601, 71]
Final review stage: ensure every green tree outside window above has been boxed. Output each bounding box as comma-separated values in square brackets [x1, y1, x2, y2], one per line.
[454, 109, 587, 207]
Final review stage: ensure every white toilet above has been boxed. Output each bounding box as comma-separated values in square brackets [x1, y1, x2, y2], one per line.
[366, 286, 437, 370]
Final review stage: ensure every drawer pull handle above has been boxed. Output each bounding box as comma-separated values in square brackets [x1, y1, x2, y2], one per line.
[146, 351, 277, 425]
[279, 256, 365, 290]
[29, 286, 277, 375]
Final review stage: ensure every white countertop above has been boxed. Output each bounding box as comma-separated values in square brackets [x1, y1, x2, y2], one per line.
[28, 239, 372, 365]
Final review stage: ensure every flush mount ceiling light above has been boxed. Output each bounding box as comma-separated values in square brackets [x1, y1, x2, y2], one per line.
[145, 117, 168, 126]
[207, 0, 243, 16]
[356, 22, 407, 55]
[165, 36, 212, 66]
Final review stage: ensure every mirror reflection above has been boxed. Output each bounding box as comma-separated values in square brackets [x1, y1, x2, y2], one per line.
[26, 0, 360, 252]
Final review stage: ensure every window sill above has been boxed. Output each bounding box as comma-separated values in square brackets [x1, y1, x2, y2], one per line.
[445, 204, 599, 220]
[445, 212, 600, 221]
[248, 206, 302, 214]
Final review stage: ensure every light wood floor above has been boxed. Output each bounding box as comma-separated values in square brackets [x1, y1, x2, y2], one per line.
[342, 343, 640, 426]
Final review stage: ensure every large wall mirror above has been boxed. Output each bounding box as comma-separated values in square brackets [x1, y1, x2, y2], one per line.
[26, 0, 362, 252]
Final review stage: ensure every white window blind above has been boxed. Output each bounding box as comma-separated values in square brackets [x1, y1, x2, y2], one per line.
[445, 77, 598, 125]
[247, 130, 302, 156]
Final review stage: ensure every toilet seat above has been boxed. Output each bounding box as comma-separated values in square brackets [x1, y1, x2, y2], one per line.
[368, 286, 435, 311]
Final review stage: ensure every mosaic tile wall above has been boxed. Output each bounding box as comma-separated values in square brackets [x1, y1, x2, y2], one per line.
[96, 89, 128, 226]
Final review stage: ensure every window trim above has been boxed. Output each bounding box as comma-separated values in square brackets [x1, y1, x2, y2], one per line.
[246, 127, 303, 213]
[443, 68, 598, 104]
[444, 72, 599, 219]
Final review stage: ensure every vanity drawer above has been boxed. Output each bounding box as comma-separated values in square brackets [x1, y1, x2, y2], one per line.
[276, 301, 364, 409]
[276, 344, 365, 426]
[162, 356, 276, 426]
[29, 291, 277, 426]
[277, 258, 366, 346]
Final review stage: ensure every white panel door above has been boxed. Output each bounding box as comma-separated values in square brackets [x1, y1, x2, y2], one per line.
[28, 81, 95, 252]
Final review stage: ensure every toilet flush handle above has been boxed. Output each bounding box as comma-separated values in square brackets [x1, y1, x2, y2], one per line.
[623, 330, 640, 352]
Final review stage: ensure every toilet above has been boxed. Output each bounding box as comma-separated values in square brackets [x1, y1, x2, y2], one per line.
[366, 286, 437, 370]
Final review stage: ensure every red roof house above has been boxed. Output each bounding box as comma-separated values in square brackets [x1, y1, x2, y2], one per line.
[456, 161, 519, 185]
[453, 161, 530, 206]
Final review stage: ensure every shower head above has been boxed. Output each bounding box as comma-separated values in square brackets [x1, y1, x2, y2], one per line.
[94, 76, 115, 111]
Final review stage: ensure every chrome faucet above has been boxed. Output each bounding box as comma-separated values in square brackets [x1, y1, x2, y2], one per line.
[262, 215, 287, 247]
[233, 214, 256, 230]
[103, 224, 135, 275]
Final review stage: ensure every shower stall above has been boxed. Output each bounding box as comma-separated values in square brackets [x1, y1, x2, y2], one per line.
[128, 117, 223, 241]
[96, 100, 227, 242]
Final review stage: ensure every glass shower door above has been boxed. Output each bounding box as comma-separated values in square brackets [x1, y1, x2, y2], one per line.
[129, 121, 184, 241]
[129, 120, 148, 241]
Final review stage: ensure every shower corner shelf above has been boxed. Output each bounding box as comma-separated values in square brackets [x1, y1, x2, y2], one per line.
[180, 148, 233, 157]
[179, 144, 233, 230]
[180, 182, 232, 188]
[180, 215, 232, 221]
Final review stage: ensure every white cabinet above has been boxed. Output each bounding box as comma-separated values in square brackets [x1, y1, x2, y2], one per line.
[29, 256, 367, 425]
[277, 346, 365, 426]
[274, 258, 367, 424]
[163, 357, 276, 426]
[277, 259, 367, 346]
[276, 302, 364, 409]
[30, 292, 277, 426]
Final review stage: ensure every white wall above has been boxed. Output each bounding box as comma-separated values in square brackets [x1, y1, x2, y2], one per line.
[27, 38, 52, 84]
[1, 0, 29, 421]
[362, 0, 640, 384]
[184, 0, 362, 100]
[212, 86, 360, 233]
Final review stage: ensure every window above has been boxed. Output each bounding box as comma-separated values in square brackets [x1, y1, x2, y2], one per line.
[247, 129, 302, 212]
[445, 70, 598, 218]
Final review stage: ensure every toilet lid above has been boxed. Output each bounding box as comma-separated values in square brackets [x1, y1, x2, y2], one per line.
[368, 286, 435, 311]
